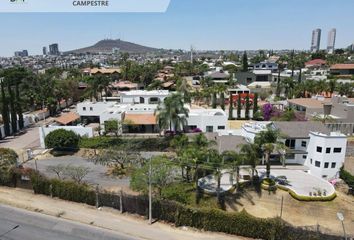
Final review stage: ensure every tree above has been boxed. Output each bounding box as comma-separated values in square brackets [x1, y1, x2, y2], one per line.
[240, 144, 259, 178]
[46, 164, 90, 183]
[228, 92, 234, 120]
[0, 77, 10, 136]
[89, 148, 141, 173]
[104, 119, 122, 136]
[253, 93, 258, 120]
[237, 95, 242, 119]
[155, 93, 189, 133]
[130, 156, 177, 197]
[0, 148, 18, 184]
[254, 128, 282, 179]
[245, 94, 250, 120]
[44, 129, 80, 150]
[328, 79, 337, 97]
[242, 51, 248, 72]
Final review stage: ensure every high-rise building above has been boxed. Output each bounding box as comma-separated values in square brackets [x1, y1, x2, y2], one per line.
[311, 28, 321, 53]
[14, 50, 28, 57]
[43, 46, 47, 55]
[49, 43, 60, 55]
[327, 28, 336, 54]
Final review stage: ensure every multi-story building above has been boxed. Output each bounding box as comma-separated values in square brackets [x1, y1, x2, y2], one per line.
[49, 43, 60, 55]
[311, 28, 321, 53]
[14, 50, 28, 57]
[327, 28, 336, 54]
[42, 47, 47, 55]
[241, 121, 347, 179]
[305, 131, 347, 179]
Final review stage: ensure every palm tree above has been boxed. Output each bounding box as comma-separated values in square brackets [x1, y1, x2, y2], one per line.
[176, 77, 192, 104]
[240, 144, 259, 178]
[155, 93, 189, 133]
[216, 84, 227, 111]
[328, 79, 337, 97]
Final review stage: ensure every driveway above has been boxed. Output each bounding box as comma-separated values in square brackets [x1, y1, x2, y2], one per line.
[258, 169, 335, 197]
[24, 156, 130, 192]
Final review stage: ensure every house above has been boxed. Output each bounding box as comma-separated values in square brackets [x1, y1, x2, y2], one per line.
[252, 70, 272, 82]
[207, 71, 230, 84]
[186, 108, 228, 133]
[77, 90, 228, 134]
[305, 131, 347, 179]
[54, 112, 80, 126]
[110, 81, 139, 92]
[305, 59, 327, 69]
[330, 64, 354, 76]
[83, 67, 121, 76]
[235, 72, 256, 85]
[288, 96, 354, 135]
[252, 61, 278, 72]
[119, 90, 170, 104]
[241, 121, 347, 179]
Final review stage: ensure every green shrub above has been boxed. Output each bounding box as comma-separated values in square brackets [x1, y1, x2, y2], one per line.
[30, 173, 95, 206]
[340, 167, 354, 188]
[79, 136, 171, 151]
[161, 183, 193, 204]
[45, 129, 80, 150]
[0, 148, 18, 184]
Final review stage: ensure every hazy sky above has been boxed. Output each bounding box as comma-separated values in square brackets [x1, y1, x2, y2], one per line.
[1, 0, 354, 56]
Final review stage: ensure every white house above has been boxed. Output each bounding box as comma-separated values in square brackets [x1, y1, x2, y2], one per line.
[239, 121, 347, 177]
[119, 90, 169, 104]
[305, 132, 347, 180]
[186, 108, 228, 133]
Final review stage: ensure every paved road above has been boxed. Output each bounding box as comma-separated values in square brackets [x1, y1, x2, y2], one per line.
[0, 204, 141, 240]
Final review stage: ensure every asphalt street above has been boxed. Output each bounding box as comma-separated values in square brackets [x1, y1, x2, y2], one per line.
[0, 204, 141, 240]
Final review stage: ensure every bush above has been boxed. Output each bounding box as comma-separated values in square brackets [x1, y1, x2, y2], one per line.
[45, 129, 80, 150]
[30, 173, 95, 206]
[0, 148, 18, 185]
[340, 167, 354, 188]
[161, 183, 193, 204]
[79, 136, 171, 151]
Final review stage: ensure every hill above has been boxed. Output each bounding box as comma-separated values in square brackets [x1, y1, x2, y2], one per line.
[67, 39, 159, 54]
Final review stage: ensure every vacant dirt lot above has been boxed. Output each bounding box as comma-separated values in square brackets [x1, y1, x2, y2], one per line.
[226, 187, 354, 237]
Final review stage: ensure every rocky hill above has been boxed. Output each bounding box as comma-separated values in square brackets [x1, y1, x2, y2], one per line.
[67, 39, 159, 54]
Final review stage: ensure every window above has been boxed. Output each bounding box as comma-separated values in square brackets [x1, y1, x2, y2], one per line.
[285, 139, 295, 149]
[139, 97, 145, 104]
[331, 162, 336, 168]
[310, 158, 313, 164]
[333, 148, 342, 153]
[217, 126, 225, 130]
[83, 107, 86, 111]
[324, 162, 329, 168]
[206, 126, 213, 132]
[90, 107, 93, 111]
[315, 161, 321, 167]
[326, 148, 331, 153]
[301, 141, 307, 147]
[316, 146, 322, 153]
[302, 155, 307, 159]
[285, 153, 295, 159]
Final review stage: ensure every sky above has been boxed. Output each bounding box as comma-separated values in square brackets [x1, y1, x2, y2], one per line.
[1, 0, 354, 57]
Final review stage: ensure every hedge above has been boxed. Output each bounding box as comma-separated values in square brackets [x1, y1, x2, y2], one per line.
[30, 173, 95, 206]
[277, 185, 337, 201]
[79, 136, 171, 151]
[28, 174, 341, 240]
[340, 168, 354, 188]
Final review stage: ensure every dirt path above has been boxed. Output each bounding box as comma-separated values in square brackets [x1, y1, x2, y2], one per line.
[0, 187, 249, 240]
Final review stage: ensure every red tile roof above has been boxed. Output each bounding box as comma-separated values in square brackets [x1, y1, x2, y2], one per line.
[330, 64, 354, 70]
[54, 112, 80, 125]
[305, 59, 326, 67]
[124, 114, 157, 125]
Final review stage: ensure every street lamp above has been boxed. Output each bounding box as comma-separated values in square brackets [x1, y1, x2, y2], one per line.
[336, 212, 347, 240]
[148, 157, 152, 225]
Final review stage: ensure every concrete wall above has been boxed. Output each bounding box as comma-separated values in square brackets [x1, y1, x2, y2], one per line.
[39, 126, 94, 148]
[186, 112, 228, 133]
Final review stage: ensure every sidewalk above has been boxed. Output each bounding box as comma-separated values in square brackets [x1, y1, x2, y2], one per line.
[0, 187, 248, 240]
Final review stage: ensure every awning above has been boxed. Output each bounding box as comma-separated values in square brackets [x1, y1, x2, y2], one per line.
[54, 112, 80, 125]
[124, 114, 157, 125]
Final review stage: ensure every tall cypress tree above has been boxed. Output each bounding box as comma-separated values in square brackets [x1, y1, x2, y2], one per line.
[237, 95, 242, 119]
[228, 93, 233, 120]
[253, 93, 259, 120]
[242, 51, 249, 72]
[1, 79, 10, 136]
[7, 82, 17, 134]
[15, 81, 24, 129]
[245, 94, 250, 120]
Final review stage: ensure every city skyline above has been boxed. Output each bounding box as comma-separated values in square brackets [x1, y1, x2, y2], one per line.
[1, 0, 354, 56]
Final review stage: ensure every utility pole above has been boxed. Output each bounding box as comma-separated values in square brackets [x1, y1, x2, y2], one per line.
[280, 196, 284, 219]
[148, 157, 152, 225]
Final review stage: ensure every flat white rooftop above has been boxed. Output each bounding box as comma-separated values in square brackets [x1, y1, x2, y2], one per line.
[119, 90, 170, 96]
